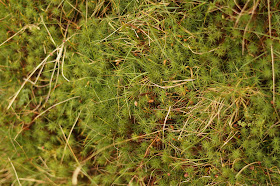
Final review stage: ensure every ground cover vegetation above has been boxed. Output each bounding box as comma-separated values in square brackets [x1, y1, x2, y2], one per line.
[0, 0, 280, 185]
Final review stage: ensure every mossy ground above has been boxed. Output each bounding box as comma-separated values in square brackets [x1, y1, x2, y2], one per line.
[1, 0, 280, 185]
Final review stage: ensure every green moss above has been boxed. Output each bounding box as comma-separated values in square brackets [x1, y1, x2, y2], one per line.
[1, 0, 280, 185]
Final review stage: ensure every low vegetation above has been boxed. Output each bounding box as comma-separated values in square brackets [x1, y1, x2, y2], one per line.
[1, 0, 280, 185]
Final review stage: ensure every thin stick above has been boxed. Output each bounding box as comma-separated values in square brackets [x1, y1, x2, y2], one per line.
[61, 23, 70, 81]
[0, 13, 11, 21]
[44, 42, 66, 105]
[8, 158, 22, 186]
[54, 49, 60, 91]
[90, 0, 105, 18]
[30, 96, 79, 124]
[66, 0, 82, 14]
[44, 54, 59, 105]
[58, 124, 80, 165]
[7, 48, 59, 109]
[0, 24, 39, 48]
[219, 131, 238, 150]
[234, 0, 242, 10]
[86, 0, 88, 24]
[57, 0, 65, 7]
[268, 0, 275, 104]
[98, 19, 137, 43]
[82, 131, 160, 164]
[235, 162, 260, 178]
[266, 167, 273, 185]
[199, 100, 224, 134]
[149, 79, 195, 89]
[187, 45, 217, 55]
[162, 79, 196, 83]
[34, 62, 47, 84]
[144, 135, 159, 158]
[162, 106, 171, 145]
[271, 45, 275, 104]
[22, 78, 49, 87]
[242, 0, 260, 55]
[40, 15, 56, 46]
[98, 25, 123, 42]
[18, 178, 46, 184]
[61, 110, 82, 163]
[47, 19, 70, 101]
[7, 34, 76, 109]
[234, 0, 251, 27]
[178, 116, 191, 140]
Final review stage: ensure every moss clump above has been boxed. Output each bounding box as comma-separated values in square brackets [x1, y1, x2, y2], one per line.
[1, 0, 280, 185]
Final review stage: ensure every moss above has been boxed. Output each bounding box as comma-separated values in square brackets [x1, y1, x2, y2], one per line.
[1, 0, 280, 185]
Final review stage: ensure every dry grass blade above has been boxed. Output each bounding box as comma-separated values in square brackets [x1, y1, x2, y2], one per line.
[61, 110, 82, 163]
[242, 0, 260, 55]
[7, 33, 76, 109]
[234, 0, 251, 27]
[61, 47, 70, 82]
[199, 99, 224, 134]
[219, 131, 238, 150]
[271, 45, 275, 104]
[0, 24, 39, 48]
[7, 47, 59, 109]
[28, 96, 80, 127]
[81, 131, 160, 164]
[187, 45, 218, 55]
[41, 15, 56, 46]
[267, 0, 275, 104]
[162, 106, 171, 144]
[44, 44, 64, 105]
[18, 178, 46, 184]
[90, 0, 105, 18]
[149, 79, 195, 89]
[58, 124, 80, 166]
[8, 158, 21, 186]
[235, 161, 260, 178]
